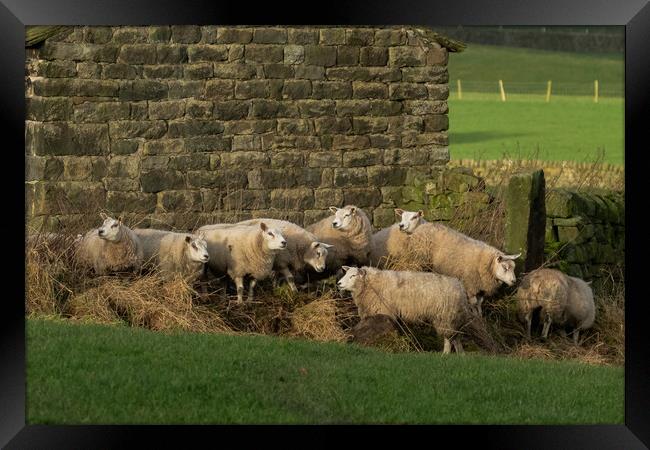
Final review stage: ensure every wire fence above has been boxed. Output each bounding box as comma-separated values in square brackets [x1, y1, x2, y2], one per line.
[450, 80, 623, 101]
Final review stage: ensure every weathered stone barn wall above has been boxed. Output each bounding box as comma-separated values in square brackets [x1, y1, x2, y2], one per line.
[25, 25, 451, 231]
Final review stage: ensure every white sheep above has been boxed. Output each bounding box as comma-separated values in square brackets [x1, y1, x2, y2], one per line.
[198, 222, 287, 303]
[369, 209, 427, 268]
[74, 213, 144, 275]
[234, 218, 333, 292]
[337, 266, 473, 354]
[133, 228, 209, 283]
[306, 205, 373, 271]
[515, 268, 596, 343]
[409, 219, 521, 316]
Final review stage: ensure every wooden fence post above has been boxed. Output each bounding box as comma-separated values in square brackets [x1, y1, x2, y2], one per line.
[499, 79, 506, 102]
[546, 80, 552, 102]
[457, 79, 462, 100]
[594, 80, 599, 103]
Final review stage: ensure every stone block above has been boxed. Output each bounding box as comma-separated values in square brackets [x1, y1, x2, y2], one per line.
[270, 188, 314, 209]
[343, 188, 382, 207]
[504, 169, 546, 273]
[140, 169, 185, 193]
[27, 122, 109, 156]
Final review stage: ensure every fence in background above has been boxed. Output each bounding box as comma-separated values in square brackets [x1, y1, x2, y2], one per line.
[450, 80, 623, 100]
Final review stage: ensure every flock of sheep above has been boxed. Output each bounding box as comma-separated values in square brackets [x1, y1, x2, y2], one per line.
[42, 205, 596, 354]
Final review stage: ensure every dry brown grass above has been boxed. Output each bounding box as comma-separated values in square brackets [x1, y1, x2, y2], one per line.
[25, 160, 624, 365]
[290, 295, 350, 342]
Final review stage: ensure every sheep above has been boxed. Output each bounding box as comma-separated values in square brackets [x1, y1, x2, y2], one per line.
[233, 219, 333, 292]
[409, 220, 521, 316]
[337, 266, 473, 354]
[369, 209, 427, 268]
[74, 213, 144, 275]
[133, 228, 209, 283]
[306, 205, 373, 271]
[198, 222, 287, 303]
[515, 268, 596, 344]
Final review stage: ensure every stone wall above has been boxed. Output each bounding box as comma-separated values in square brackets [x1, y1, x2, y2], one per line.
[25, 25, 451, 231]
[544, 188, 625, 285]
[447, 159, 624, 191]
[386, 167, 625, 287]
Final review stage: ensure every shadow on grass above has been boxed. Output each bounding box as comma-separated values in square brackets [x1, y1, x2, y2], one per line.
[450, 130, 529, 145]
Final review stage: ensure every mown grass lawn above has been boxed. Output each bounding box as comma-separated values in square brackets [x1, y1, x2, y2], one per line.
[448, 95, 624, 164]
[27, 318, 623, 424]
[445, 44, 624, 164]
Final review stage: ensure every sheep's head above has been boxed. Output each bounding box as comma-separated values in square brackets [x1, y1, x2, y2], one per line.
[185, 234, 209, 263]
[260, 222, 287, 250]
[494, 253, 521, 286]
[330, 205, 358, 230]
[97, 213, 122, 242]
[304, 241, 334, 272]
[396, 208, 424, 234]
[337, 265, 365, 292]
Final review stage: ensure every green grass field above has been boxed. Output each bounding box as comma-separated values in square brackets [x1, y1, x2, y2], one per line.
[448, 44, 623, 90]
[446, 44, 624, 164]
[27, 318, 624, 424]
[448, 96, 624, 164]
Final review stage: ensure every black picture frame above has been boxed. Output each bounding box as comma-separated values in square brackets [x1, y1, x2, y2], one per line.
[4, 0, 649, 447]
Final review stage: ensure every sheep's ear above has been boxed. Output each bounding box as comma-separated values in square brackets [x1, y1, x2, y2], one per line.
[321, 243, 334, 249]
[260, 222, 268, 232]
[395, 208, 404, 217]
[341, 265, 351, 272]
[117, 215, 123, 224]
[99, 212, 108, 220]
[185, 235, 192, 243]
[503, 253, 521, 261]
[329, 206, 338, 213]
[496, 255, 503, 263]
[358, 267, 366, 276]
[417, 210, 424, 217]
[310, 241, 320, 249]
[349, 207, 356, 214]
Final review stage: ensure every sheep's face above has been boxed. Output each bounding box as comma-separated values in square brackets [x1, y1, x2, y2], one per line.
[330, 206, 357, 230]
[97, 215, 122, 242]
[304, 242, 333, 272]
[260, 223, 287, 250]
[337, 266, 364, 291]
[494, 253, 521, 286]
[186, 235, 209, 263]
[396, 209, 424, 234]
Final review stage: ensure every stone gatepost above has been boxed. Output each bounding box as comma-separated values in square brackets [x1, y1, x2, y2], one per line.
[504, 169, 546, 275]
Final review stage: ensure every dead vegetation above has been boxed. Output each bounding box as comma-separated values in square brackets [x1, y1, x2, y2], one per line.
[25, 159, 624, 366]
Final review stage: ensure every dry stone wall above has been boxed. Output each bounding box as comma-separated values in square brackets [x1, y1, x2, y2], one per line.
[25, 25, 451, 231]
[544, 188, 625, 287]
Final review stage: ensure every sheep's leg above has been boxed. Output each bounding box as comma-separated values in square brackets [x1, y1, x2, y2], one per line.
[453, 339, 464, 354]
[248, 279, 257, 302]
[541, 314, 552, 340]
[280, 268, 298, 292]
[572, 329, 580, 345]
[469, 296, 479, 315]
[443, 338, 452, 354]
[477, 296, 484, 316]
[234, 276, 244, 304]
[525, 311, 533, 339]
